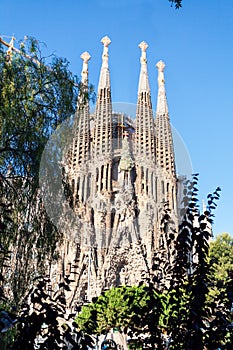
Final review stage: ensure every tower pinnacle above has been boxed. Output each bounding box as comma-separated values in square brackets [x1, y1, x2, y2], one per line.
[139, 41, 148, 63]
[135, 40, 156, 190]
[98, 36, 111, 90]
[101, 35, 111, 68]
[138, 41, 150, 92]
[156, 60, 168, 115]
[156, 60, 165, 72]
[93, 35, 112, 160]
[155, 60, 176, 177]
[101, 35, 111, 47]
[66, 49, 91, 207]
[80, 51, 91, 84]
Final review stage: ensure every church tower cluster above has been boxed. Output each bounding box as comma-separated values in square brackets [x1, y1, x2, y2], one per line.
[63, 36, 178, 305]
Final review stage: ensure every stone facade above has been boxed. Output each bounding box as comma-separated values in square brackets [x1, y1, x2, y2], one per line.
[59, 36, 179, 309]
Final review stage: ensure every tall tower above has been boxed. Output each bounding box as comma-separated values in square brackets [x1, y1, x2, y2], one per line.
[135, 41, 156, 165]
[91, 36, 113, 248]
[92, 36, 112, 191]
[134, 42, 158, 260]
[67, 51, 91, 208]
[155, 60, 177, 218]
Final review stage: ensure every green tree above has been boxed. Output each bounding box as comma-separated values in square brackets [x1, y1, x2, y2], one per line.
[209, 232, 233, 283]
[75, 285, 164, 348]
[208, 232, 233, 303]
[76, 285, 149, 334]
[0, 37, 93, 305]
[204, 233, 233, 349]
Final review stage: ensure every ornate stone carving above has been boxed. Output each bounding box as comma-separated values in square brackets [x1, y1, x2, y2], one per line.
[156, 60, 165, 72]
[138, 41, 148, 52]
[101, 36, 111, 47]
[80, 51, 91, 63]
[139, 41, 148, 65]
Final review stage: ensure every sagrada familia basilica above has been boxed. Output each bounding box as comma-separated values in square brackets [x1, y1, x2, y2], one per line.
[51, 36, 184, 310]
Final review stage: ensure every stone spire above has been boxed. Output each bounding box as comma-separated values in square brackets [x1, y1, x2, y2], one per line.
[73, 51, 91, 166]
[156, 60, 169, 115]
[135, 41, 156, 161]
[138, 41, 150, 92]
[93, 35, 112, 160]
[155, 60, 176, 177]
[98, 36, 111, 90]
[67, 52, 91, 205]
[80, 51, 91, 85]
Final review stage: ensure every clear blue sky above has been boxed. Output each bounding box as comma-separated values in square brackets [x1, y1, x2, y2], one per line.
[1, 0, 233, 236]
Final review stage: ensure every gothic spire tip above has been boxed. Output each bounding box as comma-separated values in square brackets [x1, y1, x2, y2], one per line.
[101, 36, 111, 47]
[156, 60, 165, 72]
[80, 51, 91, 63]
[138, 41, 148, 51]
[139, 41, 148, 65]
[100, 36, 111, 72]
[80, 52, 91, 84]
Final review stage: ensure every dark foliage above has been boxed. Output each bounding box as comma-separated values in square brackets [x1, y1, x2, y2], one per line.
[169, 0, 183, 9]
[9, 276, 94, 349]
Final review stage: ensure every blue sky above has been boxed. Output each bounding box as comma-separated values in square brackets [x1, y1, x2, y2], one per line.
[1, 0, 233, 236]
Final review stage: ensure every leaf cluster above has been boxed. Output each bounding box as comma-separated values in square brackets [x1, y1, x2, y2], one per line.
[6, 276, 94, 350]
[168, 0, 183, 9]
[76, 285, 150, 334]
